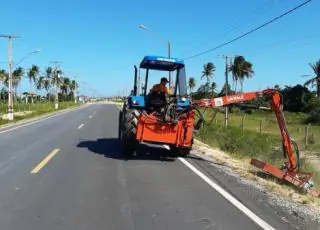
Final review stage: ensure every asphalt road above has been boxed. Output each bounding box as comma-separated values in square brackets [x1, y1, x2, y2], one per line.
[0, 104, 317, 230]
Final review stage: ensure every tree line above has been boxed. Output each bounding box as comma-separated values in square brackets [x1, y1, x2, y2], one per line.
[188, 55, 254, 99]
[0, 65, 78, 102]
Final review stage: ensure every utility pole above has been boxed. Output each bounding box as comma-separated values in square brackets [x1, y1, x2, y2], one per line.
[225, 55, 229, 128]
[0, 35, 21, 120]
[168, 41, 172, 88]
[218, 54, 234, 128]
[50, 61, 62, 110]
[74, 76, 79, 103]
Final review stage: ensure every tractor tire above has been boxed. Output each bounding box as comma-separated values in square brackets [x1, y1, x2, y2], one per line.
[122, 109, 140, 157]
[119, 102, 128, 140]
[171, 146, 191, 158]
[118, 110, 123, 140]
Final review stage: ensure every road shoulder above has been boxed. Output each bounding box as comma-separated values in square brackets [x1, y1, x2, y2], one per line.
[0, 105, 87, 132]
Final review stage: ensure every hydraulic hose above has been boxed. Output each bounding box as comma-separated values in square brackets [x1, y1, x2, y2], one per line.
[291, 138, 301, 172]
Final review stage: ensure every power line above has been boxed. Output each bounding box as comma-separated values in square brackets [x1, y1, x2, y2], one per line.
[193, 0, 276, 52]
[184, 0, 312, 60]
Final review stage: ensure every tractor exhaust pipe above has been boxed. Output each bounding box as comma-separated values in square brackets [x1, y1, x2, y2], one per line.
[133, 65, 138, 96]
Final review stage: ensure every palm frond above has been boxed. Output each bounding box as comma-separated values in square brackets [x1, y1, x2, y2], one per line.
[304, 76, 317, 87]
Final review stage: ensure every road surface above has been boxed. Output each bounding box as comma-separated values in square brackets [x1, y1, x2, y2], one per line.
[0, 104, 317, 230]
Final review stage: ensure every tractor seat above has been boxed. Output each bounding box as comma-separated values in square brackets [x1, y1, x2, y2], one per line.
[147, 91, 167, 108]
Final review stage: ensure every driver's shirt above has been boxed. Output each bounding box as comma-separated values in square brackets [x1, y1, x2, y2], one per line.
[151, 84, 171, 94]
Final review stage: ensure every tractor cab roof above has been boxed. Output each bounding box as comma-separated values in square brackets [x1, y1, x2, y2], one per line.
[140, 55, 184, 71]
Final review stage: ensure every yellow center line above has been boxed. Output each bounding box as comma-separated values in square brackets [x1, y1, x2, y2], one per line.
[30, 149, 60, 174]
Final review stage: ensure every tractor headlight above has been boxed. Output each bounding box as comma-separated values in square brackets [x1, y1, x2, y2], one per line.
[132, 100, 140, 105]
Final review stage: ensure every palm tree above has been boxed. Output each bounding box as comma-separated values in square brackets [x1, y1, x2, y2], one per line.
[188, 77, 196, 95]
[27, 65, 40, 103]
[229, 56, 254, 92]
[70, 80, 77, 92]
[201, 62, 215, 84]
[42, 67, 63, 91]
[0, 69, 5, 83]
[36, 76, 51, 92]
[201, 62, 215, 97]
[50, 67, 63, 105]
[5, 67, 25, 101]
[69, 79, 78, 101]
[211, 82, 217, 97]
[46, 67, 63, 88]
[36, 67, 62, 103]
[60, 77, 71, 95]
[0, 69, 6, 100]
[304, 59, 320, 97]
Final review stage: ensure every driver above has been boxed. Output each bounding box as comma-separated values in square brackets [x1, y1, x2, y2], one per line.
[151, 77, 171, 95]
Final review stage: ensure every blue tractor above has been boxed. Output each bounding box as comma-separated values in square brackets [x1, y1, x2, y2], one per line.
[118, 56, 195, 157]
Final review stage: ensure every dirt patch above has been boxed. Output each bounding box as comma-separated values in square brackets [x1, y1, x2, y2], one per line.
[305, 153, 320, 171]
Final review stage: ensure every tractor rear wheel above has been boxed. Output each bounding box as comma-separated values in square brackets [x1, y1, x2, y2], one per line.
[170, 146, 191, 158]
[122, 109, 140, 157]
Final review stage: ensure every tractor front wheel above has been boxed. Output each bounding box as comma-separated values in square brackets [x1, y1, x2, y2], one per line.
[118, 110, 123, 140]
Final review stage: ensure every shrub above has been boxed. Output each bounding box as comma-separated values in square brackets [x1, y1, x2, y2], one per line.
[200, 123, 282, 162]
[229, 107, 241, 114]
[304, 108, 320, 125]
[244, 109, 253, 115]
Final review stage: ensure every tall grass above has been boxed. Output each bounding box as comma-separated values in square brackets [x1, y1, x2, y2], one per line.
[203, 109, 320, 152]
[199, 123, 284, 167]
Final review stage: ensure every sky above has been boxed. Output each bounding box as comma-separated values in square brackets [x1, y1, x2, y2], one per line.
[0, 0, 319, 96]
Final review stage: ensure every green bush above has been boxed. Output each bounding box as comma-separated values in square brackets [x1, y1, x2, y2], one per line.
[229, 107, 241, 114]
[244, 109, 253, 115]
[200, 123, 283, 163]
[304, 108, 320, 125]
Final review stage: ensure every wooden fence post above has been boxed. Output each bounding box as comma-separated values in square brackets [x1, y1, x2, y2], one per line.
[241, 116, 245, 131]
[305, 125, 309, 149]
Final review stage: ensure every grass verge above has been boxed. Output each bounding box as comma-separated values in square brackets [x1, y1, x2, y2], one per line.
[204, 109, 320, 152]
[0, 102, 79, 126]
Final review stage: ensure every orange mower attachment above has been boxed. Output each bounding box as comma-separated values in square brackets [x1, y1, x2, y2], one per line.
[136, 110, 195, 149]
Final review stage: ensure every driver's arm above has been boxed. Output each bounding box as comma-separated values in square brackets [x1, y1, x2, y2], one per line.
[165, 87, 172, 95]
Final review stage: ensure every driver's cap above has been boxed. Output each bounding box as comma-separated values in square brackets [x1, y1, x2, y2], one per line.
[161, 77, 169, 83]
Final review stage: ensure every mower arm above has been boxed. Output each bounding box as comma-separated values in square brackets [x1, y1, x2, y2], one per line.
[192, 89, 298, 172]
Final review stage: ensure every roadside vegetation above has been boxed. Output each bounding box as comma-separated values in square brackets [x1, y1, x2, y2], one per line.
[0, 64, 82, 125]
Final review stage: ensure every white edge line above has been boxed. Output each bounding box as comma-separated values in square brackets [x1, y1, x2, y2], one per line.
[114, 103, 272, 229]
[0, 106, 85, 135]
[114, 103, 274, 229]
[78, 124, 84, 129]
[178, 157, 275, 230]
